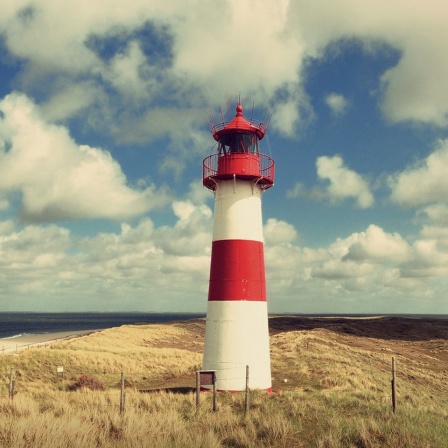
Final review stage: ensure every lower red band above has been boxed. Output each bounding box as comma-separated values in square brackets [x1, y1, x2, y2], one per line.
[208, 239, 266, 301]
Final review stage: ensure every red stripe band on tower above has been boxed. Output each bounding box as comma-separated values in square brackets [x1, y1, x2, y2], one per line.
[208, 239, 266, 302]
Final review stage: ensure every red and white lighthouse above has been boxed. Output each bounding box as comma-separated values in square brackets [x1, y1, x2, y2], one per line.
[202, 102, 275, 391]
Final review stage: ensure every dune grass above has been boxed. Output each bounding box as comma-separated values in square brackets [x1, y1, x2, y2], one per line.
[1, 317, 447, 447]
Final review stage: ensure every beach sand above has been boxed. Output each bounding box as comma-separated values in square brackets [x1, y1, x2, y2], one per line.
[0, 329, 99, 354]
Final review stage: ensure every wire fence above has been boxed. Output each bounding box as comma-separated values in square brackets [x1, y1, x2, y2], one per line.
[0, 355, 410, 417]
[0, 368, 247, 415]
[1, 341, 60, 354]
[2, 336, 445, 415]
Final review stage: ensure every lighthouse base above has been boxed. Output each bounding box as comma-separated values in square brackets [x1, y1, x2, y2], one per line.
[202, 301, 272, 392]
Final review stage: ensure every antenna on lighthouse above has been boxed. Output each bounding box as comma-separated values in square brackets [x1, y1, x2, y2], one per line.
[265, 112, 272, 130]
[262, 107, 268, 124]
[208, 110, 215, 133]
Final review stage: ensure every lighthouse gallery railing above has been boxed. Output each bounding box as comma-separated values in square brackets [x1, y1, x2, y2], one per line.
[203, 153, 275, 188]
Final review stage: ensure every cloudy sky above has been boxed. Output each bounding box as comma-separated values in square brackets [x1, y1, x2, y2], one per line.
[1, 0, 448, 314]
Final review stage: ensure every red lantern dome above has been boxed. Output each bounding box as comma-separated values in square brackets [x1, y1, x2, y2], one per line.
[203, 102, 274, 190]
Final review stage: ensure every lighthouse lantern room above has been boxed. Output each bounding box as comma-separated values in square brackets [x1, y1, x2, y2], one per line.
[202, 102, 275, 392]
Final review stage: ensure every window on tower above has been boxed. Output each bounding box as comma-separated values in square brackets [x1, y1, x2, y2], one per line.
[218, 132, 259, 156]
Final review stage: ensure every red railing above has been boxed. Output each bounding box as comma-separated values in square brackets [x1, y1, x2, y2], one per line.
[203, 153, 275, 190]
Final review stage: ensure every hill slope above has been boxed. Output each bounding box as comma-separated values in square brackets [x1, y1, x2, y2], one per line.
[1, 316, 447, 447]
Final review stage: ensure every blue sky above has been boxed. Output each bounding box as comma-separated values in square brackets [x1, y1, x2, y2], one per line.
[1, 1, 448, 314]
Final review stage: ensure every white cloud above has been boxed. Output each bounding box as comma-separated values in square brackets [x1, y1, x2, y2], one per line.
[1, 0, 448, 142]
[0, 0, 308, 138]
[0, 220, 14, 234]
[0, 92, 169, 222]
[263, 218, 448, 313]
[342, 224, 410, 263]
[263, 218, 298, 245]
[286, 182, 325, 202]
[421, 225, 448, 238]
[185, 180, 213, 206]
[171, 0, 304, 102]
[287, 0, 448, 127]
[311, 258, 375, 281]
[1, 212, 447, 312]
[389, 140, 448, 207]
[379, 27, 448, 126]
[316, 155, 374, 208]
[420, 225, 448, 251]
[2, 1, 448, 313]
[157, 201, 212, 256]
[270, 100, 301, 137]
[103, 40, 149, 99]
[325, 93, 349, 115]
[287, 157, 374, 207]
[0, 199, 9, 211]
[0, 207, 212, 311]
[0, 0, 157, 73]
[157, 127, 211, 181]
[0, 224, 70, 271]
[286, 182, 303, 200]
[400, 239, 448, 279]
[420, 204, 448, 226]
[40, 81, 100, 122]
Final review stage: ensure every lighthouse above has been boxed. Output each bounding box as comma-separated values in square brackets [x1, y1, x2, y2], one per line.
[202, 102, 275, 391]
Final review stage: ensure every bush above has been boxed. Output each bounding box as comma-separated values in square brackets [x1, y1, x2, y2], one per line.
[68, 374, 105, 391]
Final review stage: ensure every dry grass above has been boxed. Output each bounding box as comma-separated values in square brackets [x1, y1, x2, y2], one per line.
[1, 316, 447, 447]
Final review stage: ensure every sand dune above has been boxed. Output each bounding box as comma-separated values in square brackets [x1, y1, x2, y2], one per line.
[0, 329, 99, 354]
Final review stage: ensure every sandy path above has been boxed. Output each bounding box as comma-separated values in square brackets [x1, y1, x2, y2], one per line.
[0, 329, 99, 354]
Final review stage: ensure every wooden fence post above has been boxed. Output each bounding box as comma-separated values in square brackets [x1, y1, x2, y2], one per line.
[196, 371, 200, 411]
[120, 371, 125, 415]
[9, 367, 15, 400]
[245, 365, 250, 416]
[197, 370, 217, 412]
[391, 357, 396, 413]
[212, 373, 217, 412]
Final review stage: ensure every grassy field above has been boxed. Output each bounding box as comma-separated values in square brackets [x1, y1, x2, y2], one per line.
[1, 316, 447, 447]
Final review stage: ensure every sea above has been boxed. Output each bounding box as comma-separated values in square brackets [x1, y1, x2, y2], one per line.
[0, 312, 206, 340]
[0, 312, 446, 341]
